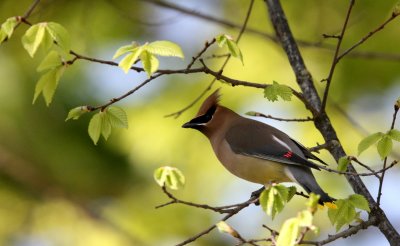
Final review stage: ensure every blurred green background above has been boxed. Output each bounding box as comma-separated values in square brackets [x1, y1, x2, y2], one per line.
[0, 0, 399, 245]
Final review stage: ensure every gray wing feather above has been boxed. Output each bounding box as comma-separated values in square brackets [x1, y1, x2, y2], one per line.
[225, 120, 320, 170]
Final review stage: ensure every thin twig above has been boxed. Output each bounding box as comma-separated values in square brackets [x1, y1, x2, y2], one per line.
[249, 111, 313, 122]
[320, 0, 355, 111]
[377, 103, 399, 205]
[186, 39, 216, 70]
[302, 218, 377, 245]
[337, 12, 400, 61]
[165, 0, 255, 118]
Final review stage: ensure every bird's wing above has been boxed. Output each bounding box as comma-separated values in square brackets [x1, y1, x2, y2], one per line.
[225, 121, 321, 170]
[289, 138, 328, 165]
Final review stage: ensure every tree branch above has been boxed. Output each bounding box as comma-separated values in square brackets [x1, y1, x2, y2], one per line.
[320, 0, 355, 111]
[264, 0, 400, 244]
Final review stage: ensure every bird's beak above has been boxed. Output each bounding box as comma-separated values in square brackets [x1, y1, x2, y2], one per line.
[182, 119, 204, 129]
[182, 121, 196, 128]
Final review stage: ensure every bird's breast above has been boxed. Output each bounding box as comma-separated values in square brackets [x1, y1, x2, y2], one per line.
[211, 139, 292, 185]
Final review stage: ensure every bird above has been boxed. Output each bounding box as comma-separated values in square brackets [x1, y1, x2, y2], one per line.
[182, 89, 334, 204]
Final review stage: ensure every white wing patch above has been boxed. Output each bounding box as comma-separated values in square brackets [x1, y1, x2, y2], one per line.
[272, 135, 291, 150]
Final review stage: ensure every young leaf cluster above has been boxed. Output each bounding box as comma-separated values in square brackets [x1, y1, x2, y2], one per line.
[264, 81, 293, 102]
[113, 40, 184, 76]
[154, 166, 185, 190]
[358, 129, 400, 159]
[328, 194, 370, 231]
[259, 185, 296, 219]
[33, 51, 66, 106]
[21, 22, 70, 57]
[87, 107, 128, 145]
[0, 17, 18, 44]
[276, 193, 319, 246]
[215, 34, 243, 63]
[12, 21, 71, 106]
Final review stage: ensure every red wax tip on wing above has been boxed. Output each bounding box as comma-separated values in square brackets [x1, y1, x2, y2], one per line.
[283, 151, 293, 158]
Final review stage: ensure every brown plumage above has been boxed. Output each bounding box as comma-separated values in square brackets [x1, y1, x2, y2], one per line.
[182, 89, 334, 203]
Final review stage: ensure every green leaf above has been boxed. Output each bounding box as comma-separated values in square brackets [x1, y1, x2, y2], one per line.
[337, 156, 350, 172]
[287, 186, 297, 202]
[357, 132, 384, 156]
[100, 112, 112, 140]
[118, 46, 144, 73]
[46, 22, 70, 54]
[1, 17, 18, 41]
[215, 34, 243, 63]
[106, 106, 128, 128]
[140, 50, 159, 77]
[65, 106, 90, 121]
[112, 43, 138, 59]
[328, 199, 356, 231]
[264, 81, 293, 102]
[377, 135, 393, 159]
[276, 218, 299, 246]
[216, 221, 239, 238]
[297, 210, 313, 227]
[388, 129, 400, 142]
[33, 65, 65, 106]
[348, 194, 370, 212]
[260, 185, 289, 219]
[88, 113, 102, 145]
[226, 38, 243, 63]
[37, 50, 62, 72]
[42, 66, 65, 106]
[153, 166, 185, 190]
[0, 30, 6, 44]
[215, 34, 228, 47]
[22, 23, 47, 57]
[306, 193, 320, 212]
[145, 40, 184, 58]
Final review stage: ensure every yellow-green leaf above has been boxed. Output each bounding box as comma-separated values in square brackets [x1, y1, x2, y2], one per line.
[118, 46, 144, 73]
[357, 132, 384, 156]
[46, 22, 70, 54]
[33, 65, 65, 106]
[88, 113, 102, 145]
[226, 39, 243, 63]
[216, 221, 239, 238]
[37, 50, 62, 72]
[140, 50, 159, 77]
[388, 129, 400, 142]
[337, 156, 350, 172]
[106, 106, 128, 128]
[377, 135, 392, 159]
[260, 185, 289, 219]
[153, 166, 185, 190]
[287, 186, 297, 202]
[1, 17, 18, 41]
[145, 40, 184, 58]
[276, 218, 299, 246]
[112, 43, 137, 59]
[66, 106, 90, 121]
[22, 23, 47, 57]
[215, 34, 228, 47]
[0, 30, 6, 44]
[42, 66, 65, 106]
[306, 193, 320, 212]
[264, 81, 293, 102]
[328, 199, 356, 231]
[100, 112, 112, 140]
[297, 210, 313, 227]
[348, 194, 370, 212]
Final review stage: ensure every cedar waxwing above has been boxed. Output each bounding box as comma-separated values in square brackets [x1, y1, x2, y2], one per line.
[182, 89, 334, 204]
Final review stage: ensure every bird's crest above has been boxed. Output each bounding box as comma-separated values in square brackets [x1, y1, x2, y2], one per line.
[196, 89, 220, 116]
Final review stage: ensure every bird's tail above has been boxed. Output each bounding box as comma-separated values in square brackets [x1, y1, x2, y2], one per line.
[287, 166, 335, 205]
